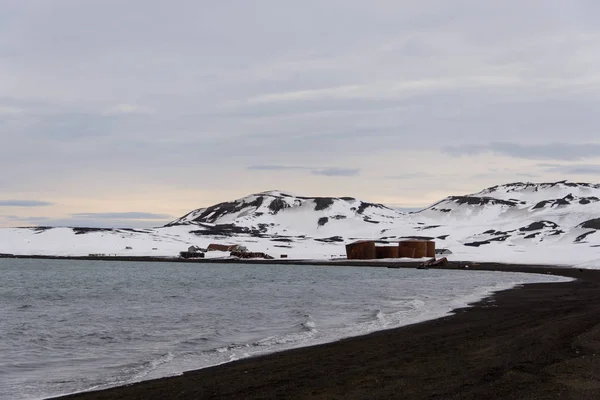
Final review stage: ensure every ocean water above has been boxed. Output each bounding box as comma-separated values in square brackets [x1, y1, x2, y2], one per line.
[0, 259, 569, 400]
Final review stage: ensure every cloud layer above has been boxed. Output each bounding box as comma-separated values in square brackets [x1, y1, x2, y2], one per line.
[2, 1, 600, 226]
[444, 143, 600, 161]
[71, 212, 173, 220]
[0, 200, 53, 207]
[248, 165, 360, 176]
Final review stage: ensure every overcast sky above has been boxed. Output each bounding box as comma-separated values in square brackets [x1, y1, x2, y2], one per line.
[1, 0, 600, 228]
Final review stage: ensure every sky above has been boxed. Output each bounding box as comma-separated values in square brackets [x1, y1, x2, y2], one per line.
[1, 0, 600, 228]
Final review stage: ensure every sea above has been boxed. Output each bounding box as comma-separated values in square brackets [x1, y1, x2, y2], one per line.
[0, 258, 570, 400]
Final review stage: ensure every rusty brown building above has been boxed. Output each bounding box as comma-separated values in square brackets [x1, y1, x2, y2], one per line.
[375, 246, 399, 259]
[345, 240, 377, 260]
[346, 239, 436, 260]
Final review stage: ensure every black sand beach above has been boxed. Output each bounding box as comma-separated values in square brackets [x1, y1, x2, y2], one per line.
[52, 263, 600, 400]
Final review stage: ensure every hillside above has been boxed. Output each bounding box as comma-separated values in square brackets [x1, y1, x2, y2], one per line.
[1, 181, 599, 267]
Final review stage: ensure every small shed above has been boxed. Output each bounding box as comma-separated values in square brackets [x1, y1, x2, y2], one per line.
[346, 240, 376, 260]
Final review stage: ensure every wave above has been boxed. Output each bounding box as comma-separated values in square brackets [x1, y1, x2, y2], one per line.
[128, 352, 176, 382]
[298, 314, 318, 333]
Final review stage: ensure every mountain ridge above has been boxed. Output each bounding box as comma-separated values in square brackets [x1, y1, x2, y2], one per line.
[1, 180, 599, 267]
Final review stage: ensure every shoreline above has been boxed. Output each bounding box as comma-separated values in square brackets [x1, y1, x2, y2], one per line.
[46, 262, 600, 399]
[0, 252, 581, 271]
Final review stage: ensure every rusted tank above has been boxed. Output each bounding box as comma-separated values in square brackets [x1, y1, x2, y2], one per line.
[375, 246, 399, 259]
[426, 241, 436, 258]
[399, 240, 428, 258]
[398, 246, 416, 258]
[345, 240, 376, 260]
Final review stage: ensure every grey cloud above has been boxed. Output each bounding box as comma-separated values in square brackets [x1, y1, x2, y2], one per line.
[247, 165, 311, 171]
[2, 1, 600, 207]
[248, 165, 359, 177]
[541, 164, 600, 175]
[0, 200, 53, 207]
[71, 212, 172, 220]
[4, 215, 49, 221]
[386, 173, 433, 180]
[311, 168, 360, 177]
[3, 215, 168, 229]
[444, 142, 600, 161]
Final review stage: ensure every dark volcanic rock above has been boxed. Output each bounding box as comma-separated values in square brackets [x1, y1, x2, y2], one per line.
[356, 201, 386, 214]
[519, 221, 559, 232]
[579, 197, 599, 205]
[579, 218, 600, 230]
[399, 235, 435, 241]
[313, 197, 335, 211]
[32, 227, 52, 234]
[464, 241, 488, 247]
[72, 227, 114, 235]
[230, 250, 274, 260]
[363, 217, 380, 224]
[575, 231, 596, 243]
[318, 217, 329, 227]
[449, 196, 518, 207]
[533, 200, 550, 210]
[577, 218, 600, 230]
[190, 222, 273, 237]
[464, 235, 510, 247]
[331, 215, 347, 220]
[524, 233, 540, 239]
[534, 194, 579, 210]
[175, 196, 266, 225]
[554, 194, 574, 206]
[420, 225, 441, 230]
[190, 224, 250, 236]
[120, 228, 150, 233]
[268, 198, 289, 214]
[314, 236, 344, 243]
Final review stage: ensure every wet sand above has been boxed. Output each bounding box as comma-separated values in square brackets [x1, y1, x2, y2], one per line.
[54, 264, 600, 400]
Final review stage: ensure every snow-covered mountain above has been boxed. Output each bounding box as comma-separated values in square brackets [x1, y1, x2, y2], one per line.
[1, 181, 599, 267]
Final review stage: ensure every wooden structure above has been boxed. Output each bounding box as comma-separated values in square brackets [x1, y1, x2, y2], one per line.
[426, 241, 436, 258]
[345, 240, 377, 260]
[345, 240, 438, 260]
[399, 240, 428, 258]
[207, 243, 239, 252]
[398, 246, 416, 258]
[375, 246, 399, 259]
